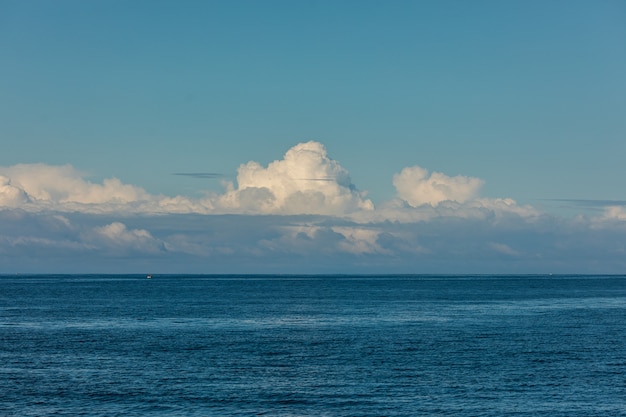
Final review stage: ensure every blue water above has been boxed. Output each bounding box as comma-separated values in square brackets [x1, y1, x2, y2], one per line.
[1, 275, 625, 416]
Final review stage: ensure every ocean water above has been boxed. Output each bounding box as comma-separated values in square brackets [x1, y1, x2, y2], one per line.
[1, 275, 625, 416]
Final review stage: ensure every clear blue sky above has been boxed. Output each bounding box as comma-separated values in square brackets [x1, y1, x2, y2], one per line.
[2, 0, 624, 203]
[1, 1, 625, 273]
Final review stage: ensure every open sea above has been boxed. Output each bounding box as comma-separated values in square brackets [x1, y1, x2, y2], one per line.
[1, 274, 625, 416]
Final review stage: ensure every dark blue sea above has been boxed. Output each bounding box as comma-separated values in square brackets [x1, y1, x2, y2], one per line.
[1, 275, 625, 416]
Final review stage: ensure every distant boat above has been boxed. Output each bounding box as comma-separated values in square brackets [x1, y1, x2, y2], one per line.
[146, 274, 153, 279]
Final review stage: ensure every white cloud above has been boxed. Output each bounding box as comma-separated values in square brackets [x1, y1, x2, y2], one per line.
[0, 164, 220, 215]
[2, 140, 625, 273]
[603, 206, 626, 221]
[91, 222, 165, 254]
[351, 196, 540, 226]
[393, 165, 484, 207]
[1, 164, 150, 206]
[216, 141, 374, 215]
[1, 208, 625, 274]
[0, 142, 373, 216]
[0, 143, 538, 222]
[0, 175, 30, 207]
[332, 226, 392, 255]
[261, 223, 392, 256]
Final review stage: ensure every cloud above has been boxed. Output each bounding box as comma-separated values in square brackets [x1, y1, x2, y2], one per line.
[1, 142, 534, 221]
[353, 196, 540, 226]
[90, 222, 165, 255]
[215, 141, 374, 215]
[0, 142, 374, 216]
[332, 226, 392, 255]
[260, 223, 392, 256]
[0, 164, 152, 212]
[1, 208, 625, 274]
[489, 242, 522, 257]
[1, 140, 625, 273]
[393, 166, 484, 207]
[602, 206, 626, 221]
[94, 221, 150, 244]
[0, 175, 30, 207]
[0, 164, 219, 215]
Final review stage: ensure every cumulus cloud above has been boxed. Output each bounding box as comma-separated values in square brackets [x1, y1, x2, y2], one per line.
[0, 142, 539, 221]
[603, 206, 626, 221]
[0, 165, 221, 215]
[216, 141, 374, 215]
[2, 164, 149, 205]
[0, 142, 374, 216]
[2, 139, 625, 273]
[0, 175, 30, 207]
[90, 222, 165, 254]
[0, 163, 155, 213]
[393, 166, 484, 207]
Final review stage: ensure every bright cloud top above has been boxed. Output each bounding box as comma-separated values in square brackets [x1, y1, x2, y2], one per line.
[393, 166, 484, 207]
[0, 142, 376, 215]
[218, 141, 373, 215]
[0, 164, 216, 214]
[0, 141, 534, 220]
[0, 164, 150, 210]
[0, 175, 30, 207]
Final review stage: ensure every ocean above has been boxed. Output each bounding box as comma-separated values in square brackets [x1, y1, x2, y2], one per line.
[1, 274, 625, 416]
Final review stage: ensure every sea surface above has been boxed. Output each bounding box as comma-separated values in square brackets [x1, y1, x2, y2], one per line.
[1, 274, 625, 416]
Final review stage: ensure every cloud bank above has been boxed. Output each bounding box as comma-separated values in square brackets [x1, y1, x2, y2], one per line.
[1, 141, 624, 273]
[0, 142, 373, 216]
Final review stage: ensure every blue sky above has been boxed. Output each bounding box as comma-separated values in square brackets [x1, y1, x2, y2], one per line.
[1, 1, 625, 273]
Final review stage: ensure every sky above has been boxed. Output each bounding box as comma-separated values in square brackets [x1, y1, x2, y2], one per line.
[1, 0, 625, 274]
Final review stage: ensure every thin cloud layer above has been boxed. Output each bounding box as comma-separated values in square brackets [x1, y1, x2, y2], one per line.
[1, 209, 624, 274]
